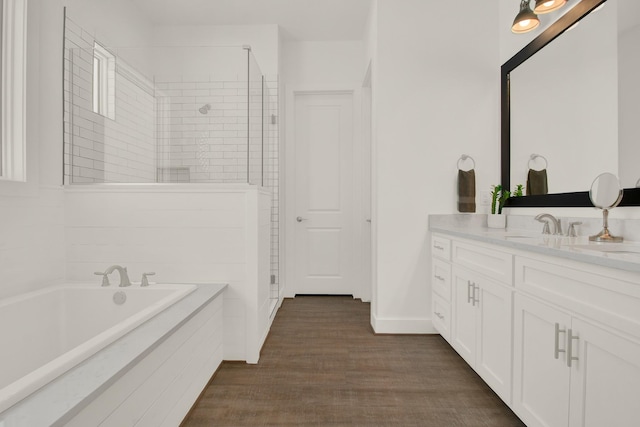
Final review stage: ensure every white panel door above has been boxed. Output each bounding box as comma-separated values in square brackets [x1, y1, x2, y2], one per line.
[513, 294, 572, 427]
[293, 92, 355, 295]
[569, 318, 640, 427]
[475, 277, 513, 404]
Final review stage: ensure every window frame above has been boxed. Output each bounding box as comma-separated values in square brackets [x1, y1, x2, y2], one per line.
[92, 41, 115, 120]
[0, 0, 27, 182]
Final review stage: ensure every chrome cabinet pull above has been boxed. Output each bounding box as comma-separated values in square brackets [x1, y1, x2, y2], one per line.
[296, 216, 307, 222]
[467, 280, 473, 304]
[434, 312, 444, 320]
[434, 275, 445, 281]
[473, 284, 480, 306]
[434, 244, 445, 250]
[567, 329, 579, 367]
[554, 323, 566, 360]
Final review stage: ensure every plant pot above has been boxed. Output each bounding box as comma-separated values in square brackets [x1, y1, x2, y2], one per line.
[487, 214, 506, 229]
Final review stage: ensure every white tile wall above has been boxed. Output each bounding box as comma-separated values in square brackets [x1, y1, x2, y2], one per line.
[0, 188, 66, 299]
[155, 77, 251, 184]
[64, 16, 156, 184]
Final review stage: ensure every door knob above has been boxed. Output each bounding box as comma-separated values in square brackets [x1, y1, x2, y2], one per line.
[296, 216, 307, 222]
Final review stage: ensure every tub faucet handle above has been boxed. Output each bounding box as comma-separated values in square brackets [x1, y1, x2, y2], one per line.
[94, 272, 110, 287]
[141, 272, 156, 287]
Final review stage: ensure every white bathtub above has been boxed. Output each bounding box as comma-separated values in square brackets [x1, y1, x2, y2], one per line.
[0, 283, 196, 414]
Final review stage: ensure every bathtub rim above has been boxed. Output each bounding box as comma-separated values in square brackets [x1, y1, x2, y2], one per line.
[0, 283, 197, 414]
[0, 282, 227, 426]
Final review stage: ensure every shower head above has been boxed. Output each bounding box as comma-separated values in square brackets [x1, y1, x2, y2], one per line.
[199, 104, 211, 114]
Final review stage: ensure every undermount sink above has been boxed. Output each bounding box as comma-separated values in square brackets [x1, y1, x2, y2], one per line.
[567, 244, 640, 255]
[482, 231, 539, 239]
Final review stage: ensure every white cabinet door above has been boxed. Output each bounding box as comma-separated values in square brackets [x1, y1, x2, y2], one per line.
[476, 277, 513, 404]
[513, 294, 572, 427]
[569, 318, 640, 427]
[451, 267, 477, 365]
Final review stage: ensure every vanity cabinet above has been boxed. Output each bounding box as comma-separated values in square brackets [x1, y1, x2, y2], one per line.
[430, 230, 640, 427]
[513, 255, 640, 427]
[431, 235, 513, 403]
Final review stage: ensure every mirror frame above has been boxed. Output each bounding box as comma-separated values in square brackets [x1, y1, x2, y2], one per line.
[501, 0, 640, 208]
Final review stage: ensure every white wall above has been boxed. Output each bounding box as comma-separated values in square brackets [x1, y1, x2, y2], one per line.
[369, 0, 499, 333]
[151, 25, 279, 78]
[64, 185, 270, 363]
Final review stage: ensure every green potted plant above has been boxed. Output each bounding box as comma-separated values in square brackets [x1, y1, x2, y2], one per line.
[488, 184, 510, 228]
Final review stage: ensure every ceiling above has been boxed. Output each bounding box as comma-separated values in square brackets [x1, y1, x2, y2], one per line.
[132, 0, 373, 41]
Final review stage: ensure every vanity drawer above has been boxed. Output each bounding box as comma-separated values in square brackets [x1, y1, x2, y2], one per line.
[515, 255, 640, 339]
[432, 293, 451, 342]
[432, 258, 451, 302]
[431, 235, 451, 261]
[452, 240, 513, 286]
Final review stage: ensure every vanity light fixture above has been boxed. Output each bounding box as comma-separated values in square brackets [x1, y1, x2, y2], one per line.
[534, 0, 567, 14]
[512, 0, 540, 34]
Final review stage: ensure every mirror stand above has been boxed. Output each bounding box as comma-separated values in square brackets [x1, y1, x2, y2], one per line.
[589, 209, 623, 242]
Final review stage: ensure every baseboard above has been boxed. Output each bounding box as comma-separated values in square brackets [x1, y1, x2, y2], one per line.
[370, 313, 437, 334]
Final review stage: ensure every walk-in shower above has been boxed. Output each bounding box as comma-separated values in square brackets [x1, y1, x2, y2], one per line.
[63, 14, 280, 311]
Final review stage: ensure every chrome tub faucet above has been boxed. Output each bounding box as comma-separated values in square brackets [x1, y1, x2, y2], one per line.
[95, 265, 132, 287]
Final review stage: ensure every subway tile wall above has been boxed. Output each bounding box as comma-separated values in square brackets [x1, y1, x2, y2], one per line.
[155, 77, 250, 184]
[63, 16, 156, 184]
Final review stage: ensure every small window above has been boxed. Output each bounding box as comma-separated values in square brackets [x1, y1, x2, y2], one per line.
[0, 0, 27, 182]
[92, 41, 115, 120]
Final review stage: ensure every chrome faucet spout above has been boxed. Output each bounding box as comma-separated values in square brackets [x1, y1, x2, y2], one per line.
[104, 265, 132, 287]
[535, 213, 562, 235]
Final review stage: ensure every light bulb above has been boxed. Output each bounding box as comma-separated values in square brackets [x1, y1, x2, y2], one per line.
[534, 0, 567, 14]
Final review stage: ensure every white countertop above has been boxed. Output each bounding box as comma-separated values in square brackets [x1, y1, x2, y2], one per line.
[0, 283, 227, 427]
[430, 221, 640, 274]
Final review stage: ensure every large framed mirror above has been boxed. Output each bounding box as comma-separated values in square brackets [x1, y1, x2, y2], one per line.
[501, 0, 640, 207]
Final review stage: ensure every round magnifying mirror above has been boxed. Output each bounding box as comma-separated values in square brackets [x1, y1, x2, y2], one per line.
[590, 172, 623, 209]
[589, 172, 623, 242]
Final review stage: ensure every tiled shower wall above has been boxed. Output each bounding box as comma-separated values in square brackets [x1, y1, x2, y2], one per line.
[63, 16, 156, 184]
[155, 77, 250, 183]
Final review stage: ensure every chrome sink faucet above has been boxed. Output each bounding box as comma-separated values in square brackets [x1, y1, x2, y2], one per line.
[535, 213, 562, 235]
[95, 265, 132, 287]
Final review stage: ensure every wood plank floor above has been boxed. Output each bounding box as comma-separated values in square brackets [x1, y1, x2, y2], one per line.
[182, 296, 526, 426]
